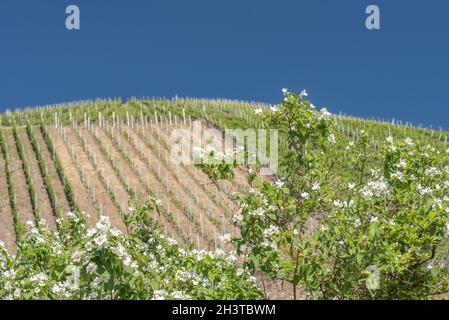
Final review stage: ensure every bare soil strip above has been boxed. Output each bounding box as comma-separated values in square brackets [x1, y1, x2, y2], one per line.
[33, 128, 71, 218]
[133, 124, 235, 233]
[78, 127, 129, 229]
[125, 126, 233, 239]
[83, 126, 184, 244]
[92, 126, 186, 244]
[18, 128, 57, 231]
[3, 129, 35, 226]
[151, 123, 237, 216]
[137, 123, 238, 236]
[95, 126, 205, 248]
[47, 126, 98, 227]
[64, 127, 121, 230]
[0, 148, 16, 254]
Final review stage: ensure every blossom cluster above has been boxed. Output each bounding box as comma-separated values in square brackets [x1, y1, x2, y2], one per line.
[0, 201, 262, 300]
[232, 89, 449, 300]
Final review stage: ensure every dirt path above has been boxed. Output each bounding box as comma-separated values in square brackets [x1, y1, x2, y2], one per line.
[18, 128, 56, 231]
[33, 128, 71, 218]
[3, 129, 35, 227]
[0, 148, 17, 254]
[47, 126, 98, 227]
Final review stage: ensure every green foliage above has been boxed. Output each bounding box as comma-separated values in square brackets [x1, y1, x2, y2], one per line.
[2, 94, 449, 300]
[0, 197, 262, 300]
[233, 90, 449, 299]
[194, 147, 239, 182]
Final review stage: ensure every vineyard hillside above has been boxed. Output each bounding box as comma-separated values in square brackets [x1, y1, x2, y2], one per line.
[1, 98, 448, 252]
[1, 97, 448, 299]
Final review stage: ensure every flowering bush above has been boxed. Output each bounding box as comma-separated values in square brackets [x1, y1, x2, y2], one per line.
[233, 90, 449, 299]
[0, 197, 261, 300]
[193, 147, 240, 182]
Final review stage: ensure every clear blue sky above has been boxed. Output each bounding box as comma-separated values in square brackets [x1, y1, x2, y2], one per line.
[0, 0, 448, 128]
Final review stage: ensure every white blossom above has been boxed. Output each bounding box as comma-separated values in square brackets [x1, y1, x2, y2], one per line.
[425, 167, 440, 178]
[397, 159, 406, 168]
[275, 180, 285, 188]
[318, 108, 332, 120]
[391, 171, 404, 182]
[404, 138, 414, 147]
[417, 184, 433, 196]
[219, 233, 232, 243]
[370, 216, 379, 223]
[86, 262, 98, 274]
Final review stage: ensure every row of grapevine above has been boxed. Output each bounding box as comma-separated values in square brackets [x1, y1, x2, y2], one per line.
[84, 126, 188, 244]
[141, 121, 242, 213]
[0, 129, 22, 238]
[26, 123, 62, 223]
[98, 125, 207, 247]
[12, 126, 40, 222]
[105, 126, 215, 249]
[121, 124, 233, 237]
[40, 124, 77, 212]
[73, 126, 127, 224]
